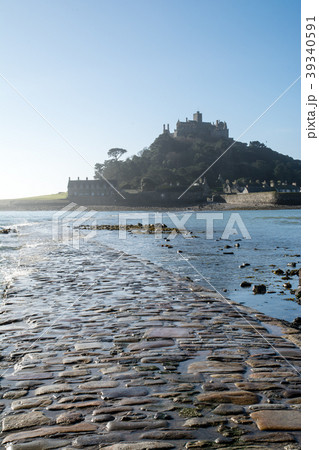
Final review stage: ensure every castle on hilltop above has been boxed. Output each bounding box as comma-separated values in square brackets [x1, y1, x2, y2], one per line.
[67, 111, 230, 206]
[163, 111, 229, 140]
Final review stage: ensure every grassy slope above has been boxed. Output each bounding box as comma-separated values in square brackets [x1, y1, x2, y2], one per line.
[13, 192, 68, 201]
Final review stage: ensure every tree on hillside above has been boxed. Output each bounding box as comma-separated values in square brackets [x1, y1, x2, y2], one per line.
[107, 148, 127, 161]
[94, 163, 104, 179]
[249, 141, 266, 148]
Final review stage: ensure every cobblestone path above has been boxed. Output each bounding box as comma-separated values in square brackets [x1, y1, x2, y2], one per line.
[0, 244, 301, 449]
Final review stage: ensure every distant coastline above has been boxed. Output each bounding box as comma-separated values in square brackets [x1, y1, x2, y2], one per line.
[0, 199, 300, 212]
[0, 189, 300, 211]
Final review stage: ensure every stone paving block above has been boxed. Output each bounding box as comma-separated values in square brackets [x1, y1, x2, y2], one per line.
[34, 384, 72, 395]
[2, 411, 52, 431]
[101, 443, 175, 450]
[11, 396, 53, 411]
[2, 422, 98, 444]
[250, 409, 301, 431]
[197, 390, 260, 405]
[144, 327, 192, 338]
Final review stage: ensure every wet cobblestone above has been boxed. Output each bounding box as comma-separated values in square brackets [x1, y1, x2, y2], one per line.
[0, 245, 301, 448]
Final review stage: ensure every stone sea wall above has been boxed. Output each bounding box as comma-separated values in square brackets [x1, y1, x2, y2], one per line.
[0, 192, 300, 210]
[221, 192, 301, 206]
[67, 190, 207, 207]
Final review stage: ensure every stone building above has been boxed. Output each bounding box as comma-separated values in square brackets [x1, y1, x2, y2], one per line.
[222, 180, 300, 194]
[67, 178, 118, 204]
[164, 111, 229, 140]
[67, 177, 208, 206]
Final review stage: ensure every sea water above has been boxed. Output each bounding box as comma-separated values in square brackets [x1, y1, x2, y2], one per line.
[0, 209, 301, 322]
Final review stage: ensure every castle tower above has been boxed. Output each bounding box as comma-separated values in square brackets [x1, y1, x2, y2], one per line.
[193, 111, 202, 123]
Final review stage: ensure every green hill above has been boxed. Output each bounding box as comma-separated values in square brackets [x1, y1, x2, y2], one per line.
[94, 134, 301, 191]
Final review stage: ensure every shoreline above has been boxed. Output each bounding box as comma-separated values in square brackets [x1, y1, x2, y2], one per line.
[0, 201, 301, 212]
[133, 253, 301, 346]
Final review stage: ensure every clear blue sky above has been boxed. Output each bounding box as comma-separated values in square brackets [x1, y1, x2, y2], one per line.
[0, 0, 301, 199]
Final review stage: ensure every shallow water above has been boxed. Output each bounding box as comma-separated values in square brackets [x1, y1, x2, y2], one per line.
[0, 209, 301, 322]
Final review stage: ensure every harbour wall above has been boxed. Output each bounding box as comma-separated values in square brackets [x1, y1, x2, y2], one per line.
[221, 192, 301, 206]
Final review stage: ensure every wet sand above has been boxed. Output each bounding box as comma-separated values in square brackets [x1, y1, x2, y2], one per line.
[0, 243, 301, 449]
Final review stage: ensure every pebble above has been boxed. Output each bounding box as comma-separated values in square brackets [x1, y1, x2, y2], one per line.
[241, 281, 252, 287]
[214, 436, 235, 444]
